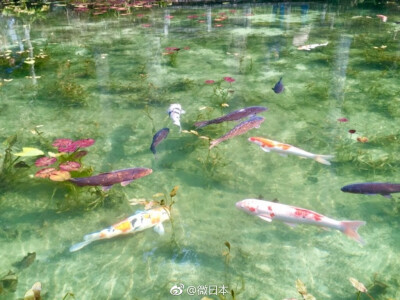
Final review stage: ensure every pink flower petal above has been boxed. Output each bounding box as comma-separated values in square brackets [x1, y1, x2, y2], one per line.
[52, 139, 73, 147]
[58, 144, 78, 153]
[337, 118, 348, 122]
[205, 80, 215, 84]
[35, 157, 57, 167]
[59, 161, 81, 171]
[187, 15, 198, 19]
[74, 138, 95, 148]
[35, 167, 57, 178]
[223, 76, 235, 83]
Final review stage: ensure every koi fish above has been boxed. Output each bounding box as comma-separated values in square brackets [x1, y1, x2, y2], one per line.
[236, 199, 366, 244]
[272, 77, 284, 93]
[341, 182, 400, 198]
[297, 42, 329, 51]
[194, 106, 268, 128]
[69, 167, 152, 191]
[248, 137, 333, 165]
[168, 103, 185, 131]
[209, 116, 265, 149]
[69, 206, 170, 252]
[150, 128, 169, 157]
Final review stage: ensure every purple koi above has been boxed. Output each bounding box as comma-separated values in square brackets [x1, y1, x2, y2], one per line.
[69, 167, 152, 191]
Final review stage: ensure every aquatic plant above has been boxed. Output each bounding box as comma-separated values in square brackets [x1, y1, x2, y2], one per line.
[62, 292, 75, 300]
[217, 241, 245, 300]
[349, 277, 375, 300]
[0, 134, 40, 190]
[295, 279, 316, 300]
[205, 77, 236, 106]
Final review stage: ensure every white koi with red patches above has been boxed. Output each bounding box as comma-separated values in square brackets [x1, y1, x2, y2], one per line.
[236, 199, 366, 244]
[248, 136, 334, 165]
[69, 206, 170, 252]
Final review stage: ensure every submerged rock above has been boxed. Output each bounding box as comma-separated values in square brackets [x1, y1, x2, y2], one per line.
[0, 270, 18, 293]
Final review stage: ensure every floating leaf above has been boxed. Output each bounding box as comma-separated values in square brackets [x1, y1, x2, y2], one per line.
[189, 130, 199, 136]
[295, 279, 307, 295]
[170, 186, 179, 198]
[48, 152, 64, 158]
[221, 103, 229, 107]
[14, 147, 44, 157]
[49, 170, 71, 182]
[349, 277, 368, 292]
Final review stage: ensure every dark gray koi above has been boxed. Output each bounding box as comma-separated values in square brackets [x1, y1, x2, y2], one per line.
[150, 128, 169, 156]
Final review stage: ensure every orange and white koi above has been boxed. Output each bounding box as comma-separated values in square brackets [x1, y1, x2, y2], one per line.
[69, 206, 170, 252]
[236, 199, 366, 244]
[248, 136, 334, 165]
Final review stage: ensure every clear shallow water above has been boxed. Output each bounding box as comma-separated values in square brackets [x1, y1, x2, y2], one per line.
[0, 2, 400, 299]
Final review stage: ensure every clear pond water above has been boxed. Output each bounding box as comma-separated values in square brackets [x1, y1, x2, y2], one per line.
[0, 2, 400, 299]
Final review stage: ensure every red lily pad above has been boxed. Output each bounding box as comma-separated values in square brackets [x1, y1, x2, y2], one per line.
[35, 157, 57, 167]
[58, 144, 78, 153]
[74, 138, 95, 148]
[59, 161, 81, 171]
[52, 139, 73, 147]
[35, 167, 56, 178]
[223, 76, 235, 83]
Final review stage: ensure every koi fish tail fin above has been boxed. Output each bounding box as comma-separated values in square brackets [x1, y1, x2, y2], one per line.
[314, 154, 334, 165]
[69, 240, 93, 252]
[194, 121, 209, 128]
[341, 220, 366, 245]
[69, 231, 102, 252]
[83, 232, 101, 241]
